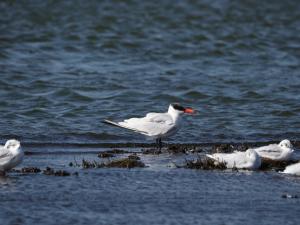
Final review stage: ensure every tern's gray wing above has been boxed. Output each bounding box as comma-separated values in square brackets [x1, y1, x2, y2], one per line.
[118, 113, 175, 137]
[145, 113, 173, 125]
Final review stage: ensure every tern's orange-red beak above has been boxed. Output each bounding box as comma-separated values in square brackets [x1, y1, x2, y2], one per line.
[184, 108, 196, 114]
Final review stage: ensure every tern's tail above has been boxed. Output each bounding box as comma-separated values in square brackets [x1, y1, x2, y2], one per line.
[206, 154, 215, 160]
[103, 119, 123, 128]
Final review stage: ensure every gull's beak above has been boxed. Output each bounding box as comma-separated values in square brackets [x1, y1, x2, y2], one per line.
[184, 107, 197, 115]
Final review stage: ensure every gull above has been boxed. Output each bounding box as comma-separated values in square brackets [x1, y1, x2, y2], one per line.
[206, 149, 261, 170]
[281, 162, 300, 176]
[0, 139, 23, 174]
[103, 103, 196, 149]
[251, 139, 294, 161]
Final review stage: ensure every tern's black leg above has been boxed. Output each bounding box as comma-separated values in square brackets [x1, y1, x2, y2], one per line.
[158, 138, 162, 150]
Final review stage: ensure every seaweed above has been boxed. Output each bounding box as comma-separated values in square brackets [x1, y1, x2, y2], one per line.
[43, 167, 70, 176]
[98, 152, 115, 158]
[128, 154, 140, 160]
[184, 157, 227, 170]
[260, 158, 297, 171]
[81, 156, 145, 169]
[211, 143, 249, 153]
[141, 148, 162, 155]
[21, 167, 41, 173]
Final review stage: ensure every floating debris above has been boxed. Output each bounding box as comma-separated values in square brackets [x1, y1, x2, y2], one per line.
[281, 193, 298, 199]
[184, 157, 227, 170]
[43, 167, 70, 176]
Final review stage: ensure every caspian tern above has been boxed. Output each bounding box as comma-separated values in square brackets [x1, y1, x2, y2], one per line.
[0, 139, 23, 174]
[103, 103, 196, 149]
[206, 149, 261, 170]
[251, 139, 294, 161]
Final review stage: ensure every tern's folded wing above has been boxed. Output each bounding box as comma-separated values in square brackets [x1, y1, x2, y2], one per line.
[119, 117, 175, 136]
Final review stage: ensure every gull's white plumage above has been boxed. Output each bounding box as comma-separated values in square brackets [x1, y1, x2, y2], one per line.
[252, 139, 294, 161]
[282, 162, 300, 175]
[0, 139, 23, 172]
[206, 149, 261, 170]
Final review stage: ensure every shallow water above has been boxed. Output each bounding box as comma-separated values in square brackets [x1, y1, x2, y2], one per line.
[0, 0, 300, 144]
[1, 147, 300, 225]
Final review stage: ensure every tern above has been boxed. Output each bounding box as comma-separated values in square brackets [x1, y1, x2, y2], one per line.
[0, 139, 23, 175]
[206, 149, 261, 170]
[251, 139, 294, 161]
[103, 103, 196, 149]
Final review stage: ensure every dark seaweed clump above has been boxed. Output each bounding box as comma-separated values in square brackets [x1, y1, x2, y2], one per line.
[211, 143, 249, 153]
[260, 158, 297, 171]
[98, 152, 115, 158]
[82, 156, 145, 169]
[142, 148, 162, 155]
[184, 157, 227, 170]
[97, 149, 131, 158]
[43, 167, 70, 176]
[21, 167, 41, 173]
[128, 154, 140, 160]
[167, 144, 189, 154]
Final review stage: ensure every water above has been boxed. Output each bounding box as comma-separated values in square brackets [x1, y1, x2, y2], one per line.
[1, 148, 300, 225]
[0, 1, 300, 224]
[0, 0, 299, 144]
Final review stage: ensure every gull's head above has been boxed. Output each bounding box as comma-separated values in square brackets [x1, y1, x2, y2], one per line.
[4, 139, 21, 151]
[279, 139, 293, 150]
[169, 103, 197, 115]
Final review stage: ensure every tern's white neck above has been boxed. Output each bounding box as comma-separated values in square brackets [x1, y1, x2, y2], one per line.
[167, 105, 182, 122]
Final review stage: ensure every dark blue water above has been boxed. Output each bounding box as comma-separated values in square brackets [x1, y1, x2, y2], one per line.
[0, 0, 299, 144]
[1, 149, 300, 225]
